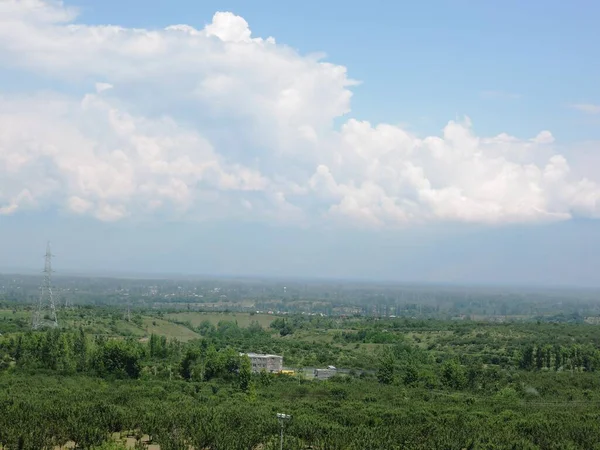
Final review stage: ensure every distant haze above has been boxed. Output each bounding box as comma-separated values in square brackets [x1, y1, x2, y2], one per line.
[1, 214, 600, 288]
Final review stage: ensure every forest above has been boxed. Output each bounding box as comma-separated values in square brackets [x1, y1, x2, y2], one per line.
[2, 297, 600, 448]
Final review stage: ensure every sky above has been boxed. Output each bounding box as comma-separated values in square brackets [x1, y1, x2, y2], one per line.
[0, 0, 599, 286]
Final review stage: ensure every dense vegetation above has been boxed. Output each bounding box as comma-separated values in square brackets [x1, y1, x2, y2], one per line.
[3, 370, 600, 450]
[3, 283, 600, 448]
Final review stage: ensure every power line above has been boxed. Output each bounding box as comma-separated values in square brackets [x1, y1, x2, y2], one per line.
[31, 242, 58, 330]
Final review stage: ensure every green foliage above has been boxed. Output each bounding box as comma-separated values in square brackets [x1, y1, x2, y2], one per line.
[377, 347, 395, 384]
[131, 314, 143, 327]
[403, 364, 419, 386]
[179, 347, 199, 381]
[4, 305, 600, 448]
[270, 317, 294, 336]
[239, 354, 252, 391]
[441, 359, 467, 389]
[2, 372, 600, 449]
[335, 328, 405, 344]
[92, 339, 142, 379]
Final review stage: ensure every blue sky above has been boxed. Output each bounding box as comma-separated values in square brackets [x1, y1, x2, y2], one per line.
[69, 0, 600, 141]
[0, 0, 599, 285]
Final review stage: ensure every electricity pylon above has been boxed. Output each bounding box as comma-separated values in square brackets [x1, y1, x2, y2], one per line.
[31, 242, 58, 329]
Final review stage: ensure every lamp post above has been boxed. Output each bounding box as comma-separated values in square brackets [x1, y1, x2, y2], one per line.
[277, 412, 291, 450]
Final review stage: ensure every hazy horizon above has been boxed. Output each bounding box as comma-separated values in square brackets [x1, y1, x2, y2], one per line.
[2, 217, 600, 290]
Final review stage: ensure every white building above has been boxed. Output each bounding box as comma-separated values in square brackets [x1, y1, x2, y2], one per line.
[241, 352, 283, 373]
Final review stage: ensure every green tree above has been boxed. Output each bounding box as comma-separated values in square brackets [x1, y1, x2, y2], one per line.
[239, 354, 252, 391]
[403, 364, 419, 386]
[179, 348, 200, 381]
[553, 345, 562, 371]
[535, 346, 544, 370]
[73, 327, 88, 372]
[520, 345, 534, 370]
[56, 333, 75, 373]
[197, 320, 215, 336]
[92, 339, 142, 379]
[221, 347, 240, 379]
[377, 347, 395, 385]
[441, 359, 467, 389]
[204, 345, 222, 381]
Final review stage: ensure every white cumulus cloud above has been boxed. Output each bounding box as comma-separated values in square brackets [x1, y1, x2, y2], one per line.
[0, 0, 599, 227]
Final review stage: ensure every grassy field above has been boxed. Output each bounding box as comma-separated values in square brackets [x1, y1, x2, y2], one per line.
[0, 309, 30, 321]
[294, 330, 335, 343]
[111, 320, 146, 337]
[141, 317, 200, 342]
[0, 308, 202, 342]
[164, 311, 277, 328]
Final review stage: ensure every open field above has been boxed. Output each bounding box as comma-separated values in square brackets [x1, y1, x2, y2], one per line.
[111, 320, 147, 338]
[0, 309, 30, 321]
[0, 309, 203, 342]
[141, 317, 200, 342]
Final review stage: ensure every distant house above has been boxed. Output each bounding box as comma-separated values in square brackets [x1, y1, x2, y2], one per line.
[241, 352, 283, 373]
[314, 368, 337, 380]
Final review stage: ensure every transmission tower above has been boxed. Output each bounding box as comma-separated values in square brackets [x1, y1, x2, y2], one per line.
[32, 242, 58, 329]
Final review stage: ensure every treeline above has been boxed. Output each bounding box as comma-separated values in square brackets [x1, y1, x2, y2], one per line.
[4, 329, 148, 378]
[333, 329, 405, 344]
[373, 342, 508, 392]
[519, 343, 600, 372]
[0, 329, 253, 387]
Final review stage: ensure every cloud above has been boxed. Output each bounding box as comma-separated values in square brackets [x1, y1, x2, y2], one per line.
[480, 90, 521, 100]
[94, 82, 113, 93]
[569, 103, 600, 115]
[531, 131, 555, 145]
[0, 1, 599, 227]
[0, 188, 34, 215]
[0, 92, 275, 222]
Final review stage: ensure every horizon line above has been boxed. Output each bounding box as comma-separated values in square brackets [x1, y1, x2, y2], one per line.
[1, 267, 600, 291]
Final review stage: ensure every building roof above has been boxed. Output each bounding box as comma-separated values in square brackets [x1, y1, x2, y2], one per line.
[242, 352, 282, 358]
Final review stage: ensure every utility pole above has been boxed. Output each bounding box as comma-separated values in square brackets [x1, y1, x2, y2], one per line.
[32, 242, 58, 329]
[277, 413, 291, 450]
